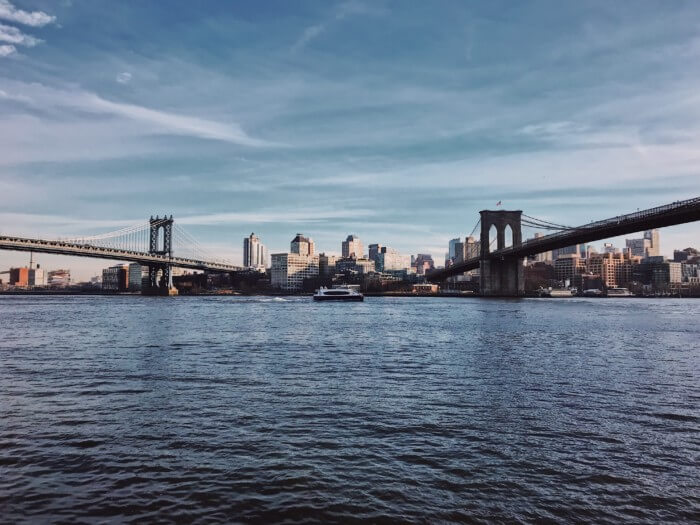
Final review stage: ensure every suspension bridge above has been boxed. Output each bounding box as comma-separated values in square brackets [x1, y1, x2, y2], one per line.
[427, 196, 700, 295]
[0, 216, 242, 295]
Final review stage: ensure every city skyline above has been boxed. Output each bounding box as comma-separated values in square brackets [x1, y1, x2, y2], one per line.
[1, 1, 700, 279]
[3, 223, 698, 285]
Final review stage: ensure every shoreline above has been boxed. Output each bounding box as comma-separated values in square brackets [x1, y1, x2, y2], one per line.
[0, 290, 697, 299]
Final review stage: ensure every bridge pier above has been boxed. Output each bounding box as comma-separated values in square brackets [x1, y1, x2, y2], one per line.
[479, 210, 525, 297]
[143, 215, 178, 296]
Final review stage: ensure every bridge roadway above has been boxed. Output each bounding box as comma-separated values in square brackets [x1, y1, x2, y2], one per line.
[0, 236, 243, 273]
[428, 196, 700, 282]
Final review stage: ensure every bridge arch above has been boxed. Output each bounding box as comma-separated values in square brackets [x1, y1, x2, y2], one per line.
[155, 225, 165, 253]
[487, 224, 498, 254]
[504, 224, 513, 249]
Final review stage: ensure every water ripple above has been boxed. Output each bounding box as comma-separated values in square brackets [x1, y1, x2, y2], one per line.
[1, 296, 699, 523]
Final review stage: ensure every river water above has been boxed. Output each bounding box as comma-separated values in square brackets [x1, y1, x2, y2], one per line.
[1, 296, 698, 523]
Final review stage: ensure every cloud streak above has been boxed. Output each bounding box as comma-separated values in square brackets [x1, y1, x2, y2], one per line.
[116, 72, 132, 84]
[0, 22, 40, 46]
[1, 82, 281, 147]
[179, 209, 377, 226]
[0, 0, 55, 27]
[291, 1, 387, 52]
[83, 94, 280, 146]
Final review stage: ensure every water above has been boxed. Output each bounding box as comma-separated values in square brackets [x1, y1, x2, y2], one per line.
[1, 296, 698, 523]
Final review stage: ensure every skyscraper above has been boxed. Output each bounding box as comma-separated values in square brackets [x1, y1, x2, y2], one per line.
[625, 229, 659, 258]
[375, 247, 411, 272]
[342, 235, 363, 258]
[368, 243, 383, 265]
[271, 233, 319, 290]
[290, 233, 315, 256]
[243, 233, 268, 269]
[448, 238, 460, 262]
[645, 229, 660, 257]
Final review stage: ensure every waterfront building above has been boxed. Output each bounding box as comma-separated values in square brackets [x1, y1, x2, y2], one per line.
[271, 253, 319, 291]
[318, 253, 338, 277]
[102, 263, 143, 292]
[9, 267, 29, 287]
[243, 233, 268, 270]
[290, 233, 315, 256]
[336, 257, 375, 275]
[28, 266, 46, 286]
[375, 247, 411, 272]
[554, 254, 586, 284]
[342, 235, 363, 259]
[128, 263, 143, 291]
[586, 251, 641, 289]
[524, 261, 557, 290]
[634, 256, 682, 292]
[413, 283, 439, 294]
[625, 229, 660, 258]
[102, 265, 128, 292]
[48, 269, 71, 287]
[571, 272, 604, 291]
[552, 245, 581, 261]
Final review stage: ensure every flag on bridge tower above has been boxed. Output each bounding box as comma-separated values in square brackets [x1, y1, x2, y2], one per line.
[496, 200, 502, 206]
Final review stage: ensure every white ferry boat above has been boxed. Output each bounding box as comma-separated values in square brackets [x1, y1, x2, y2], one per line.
[606, 287, 634, 297]
[313, 286, 364, 302]
[538, 287, 574, 297]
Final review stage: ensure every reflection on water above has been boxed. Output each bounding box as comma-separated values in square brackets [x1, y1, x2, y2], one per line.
[1, 296, 698, 523]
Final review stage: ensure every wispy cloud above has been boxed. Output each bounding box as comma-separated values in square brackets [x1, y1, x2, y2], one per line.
[291, 0, 387, 52]
[291, 23, 326, 53]
[115, 71, 132, 84]
[0, 22, 40, 46]
[0, 82, 281, 147]
[84, 94, 279, 146]
[0, 42, 13, 56]
[179, 209, 377, 226]
[0, 0, 55, 27]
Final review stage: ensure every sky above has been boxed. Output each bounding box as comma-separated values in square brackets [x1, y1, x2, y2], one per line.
[1, 0, 699, 280]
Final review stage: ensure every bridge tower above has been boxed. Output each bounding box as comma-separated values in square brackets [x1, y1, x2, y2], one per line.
[479, 210, 525, 297]
[145, 215, 177, 296]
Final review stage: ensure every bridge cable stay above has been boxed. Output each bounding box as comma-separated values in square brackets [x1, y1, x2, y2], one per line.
[520, 216, 574, 231]
[60, 222, 153, 252]
[520, 220, 564, 232]
[468, 218, 480, 239]
[521, 213, 573, 230]
[171, 224, 235, 266]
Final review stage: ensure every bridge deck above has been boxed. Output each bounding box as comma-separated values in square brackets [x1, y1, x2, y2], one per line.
[0, 236, 242, 273]
[429, 196, 700, 282]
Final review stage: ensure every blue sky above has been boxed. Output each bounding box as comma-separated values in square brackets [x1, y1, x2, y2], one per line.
[1, 0, 699, 279]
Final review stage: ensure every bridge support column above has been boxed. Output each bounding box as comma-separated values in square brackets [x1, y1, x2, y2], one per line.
[479, 210, 525, 297]
[143, 215, 178, 296]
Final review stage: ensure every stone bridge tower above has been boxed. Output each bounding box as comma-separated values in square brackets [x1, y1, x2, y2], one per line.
[479, 210, 525, 296]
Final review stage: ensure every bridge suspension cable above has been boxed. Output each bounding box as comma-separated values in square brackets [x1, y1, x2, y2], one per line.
[172, 224, 234, 266]
[468, 218, 481, 239]
[54, 218, 236, 266]
[521, 214, 574, 231]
